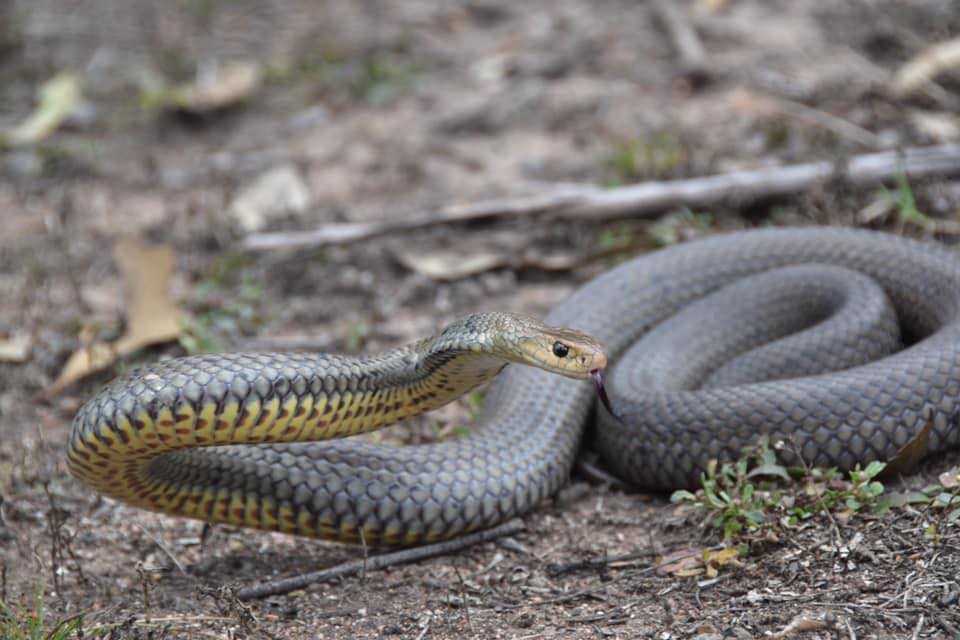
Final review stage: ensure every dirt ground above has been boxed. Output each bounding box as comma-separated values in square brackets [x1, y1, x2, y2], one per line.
[4, 1, 960, 638]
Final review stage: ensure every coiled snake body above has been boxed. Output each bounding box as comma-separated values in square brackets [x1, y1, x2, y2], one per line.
[68, 228, 960, 544]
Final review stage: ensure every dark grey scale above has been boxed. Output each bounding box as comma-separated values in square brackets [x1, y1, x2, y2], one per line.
[205, 379, 229, 408]
[290, 374, 307, 397]
[99, 397, 117, 424]
[192, 368, 212, 387]
[273, 479, 293, 501]
[250, 375, 271, 402]
[270, 372, 289, 398]
[322, 375, 337, 395]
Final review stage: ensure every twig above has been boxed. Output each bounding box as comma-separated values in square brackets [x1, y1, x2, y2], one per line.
[650, 0, 712, 81]
[545, 549, 655, 577]
[733, 89, 884, 148]
[574, 457, 632, 491]
[454, 566, 474, 634]
[845, 616, 858, 640]
[134, 524, 188, 577]
[911, 613, 925, 640]
[771, 612, 835, 639]
[244, 144, 960, 251]
[527, 565, 660, 608]
[414, 612, 432, 640]
[235, 518, 526, 600]
[136, 562, 152, 622]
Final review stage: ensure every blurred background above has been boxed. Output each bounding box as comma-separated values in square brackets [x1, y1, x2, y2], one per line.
[2, 1, 960, 638]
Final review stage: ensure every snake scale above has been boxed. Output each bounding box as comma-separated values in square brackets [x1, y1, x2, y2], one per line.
[68, 227, 960, 545]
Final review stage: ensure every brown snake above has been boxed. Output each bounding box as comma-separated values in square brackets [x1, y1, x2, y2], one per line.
[69, 227, 960, 544]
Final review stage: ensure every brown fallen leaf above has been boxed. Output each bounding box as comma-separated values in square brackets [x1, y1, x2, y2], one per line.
[391, 235, 644, 281]
[771, 612, 835, 639]
[879, 409, 934, 479]
[890, 37, 960, 98]
[939, 470, 960, 489]
[657, 547, 706, 577]
[0, 332, 33, 362]
[657, 545, 741, 578]
[702, 546, 742, 578]
[176, 61, 262, 113]
[46, 238, 182, 396]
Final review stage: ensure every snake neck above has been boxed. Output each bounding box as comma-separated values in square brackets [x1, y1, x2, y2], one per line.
[353, 340, 509, 426]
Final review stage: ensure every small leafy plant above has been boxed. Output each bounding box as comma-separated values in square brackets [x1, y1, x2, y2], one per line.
[0, 594, 83, 640]
[671, 438, 790, 540]
[879, 172, 928, 228]
[670, 438, 922, 542]
[605, 133, 687, 185]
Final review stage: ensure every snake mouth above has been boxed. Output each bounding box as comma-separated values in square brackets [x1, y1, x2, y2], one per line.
[591, 369, 615, 415]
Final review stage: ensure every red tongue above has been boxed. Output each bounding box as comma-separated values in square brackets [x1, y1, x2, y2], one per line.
[591, 369, 614, 415]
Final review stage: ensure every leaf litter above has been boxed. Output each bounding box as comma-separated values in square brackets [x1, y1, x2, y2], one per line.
[45, 237, 183, 395]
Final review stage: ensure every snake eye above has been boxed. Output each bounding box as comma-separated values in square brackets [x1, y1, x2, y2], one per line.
[552, 341, 569, 358]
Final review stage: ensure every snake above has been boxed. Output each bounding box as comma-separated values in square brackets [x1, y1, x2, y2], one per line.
[67, 227, 960, 545]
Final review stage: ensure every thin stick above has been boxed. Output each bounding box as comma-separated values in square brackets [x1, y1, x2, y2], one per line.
[734, 90, 884, 148]
[453, 566, 474, 633]
[244, 144, 960, 252]
[235, 518, 526, 601]
[650, 0, 711, 79]
[134, 524, 188, 577]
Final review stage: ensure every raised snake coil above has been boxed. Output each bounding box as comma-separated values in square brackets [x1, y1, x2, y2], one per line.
[68, 227, 960, 544]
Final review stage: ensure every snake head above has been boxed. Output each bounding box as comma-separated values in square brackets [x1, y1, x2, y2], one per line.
[495, 314, 607, 380]
[434, 312, 606, 380]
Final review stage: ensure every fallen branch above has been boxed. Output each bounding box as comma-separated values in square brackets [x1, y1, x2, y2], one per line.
[243, 190, 589, 251]
[564, 143, 960, 219]
[235, 518, 526, 601]
[244, 144, 960, 251]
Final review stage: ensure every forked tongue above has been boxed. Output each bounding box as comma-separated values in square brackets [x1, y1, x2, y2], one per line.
[591, 369, 614, 415]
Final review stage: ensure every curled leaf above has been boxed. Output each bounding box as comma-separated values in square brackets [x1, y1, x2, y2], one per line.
[46, 238, 182, 395]
[3, 73, 81, 147]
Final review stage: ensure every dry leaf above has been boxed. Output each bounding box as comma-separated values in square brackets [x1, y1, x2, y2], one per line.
[703, 546, 741, 571]
[699, 0, 730, 10]
[176, 61, 262, 113]
[393, 247, 509, 280]
[771, 612, 833, 639]
[3, 72, 81, 147]
[657, 548, 706, 576]
[391, 240, 618, 281]
[909, 109, 960, 142]
[939, 470, 960, 489]
[880, 409, 934, 479]
[46, 238, 182, 395]
[0, 332, 33, 362]
[229, 164, 311, 233]
[890, 37, 960, 98]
